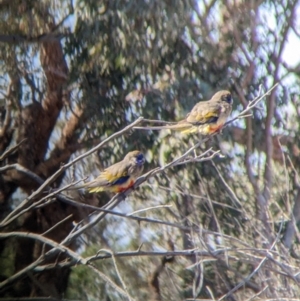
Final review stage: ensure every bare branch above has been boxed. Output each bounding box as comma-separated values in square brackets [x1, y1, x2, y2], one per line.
[0, 232, 86, 290]
[218, 220, 283, 300]
[100, 249, 134, 301]
[0, 231, 130, 298]
[0, 139, 27, 161]
[87, 264, 131, 299]
[224, 84, 278, 128]
[0, 118, 144, 227]
[0, 231, 86, 263]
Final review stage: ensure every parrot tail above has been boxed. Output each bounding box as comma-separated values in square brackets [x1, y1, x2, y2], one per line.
[64, 184, 104, 193]
[134, 122, 192, 132]
[87, 186, 105, 193]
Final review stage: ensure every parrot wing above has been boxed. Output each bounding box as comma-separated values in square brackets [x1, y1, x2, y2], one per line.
[186, 100, 222, 125]
[84, 160, 132, 191]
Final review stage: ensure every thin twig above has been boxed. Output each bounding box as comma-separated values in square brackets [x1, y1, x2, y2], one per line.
[87, 263, 130, 299]
[42, 214, 74, 236]
[101, 249, 133, 301]
[128, 204, 173, 216]
[211, 161, 242, 207]
[0, 139, 27, 161]
[218, 219, 283, 300]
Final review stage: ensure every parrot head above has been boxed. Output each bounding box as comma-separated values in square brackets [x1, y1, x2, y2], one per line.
[211, 90, 232, 104]
[124, 150, 145, 178]
[124, 150, 145, 166]
[221, 91, 232, 104]
[124, 151, 145, 166]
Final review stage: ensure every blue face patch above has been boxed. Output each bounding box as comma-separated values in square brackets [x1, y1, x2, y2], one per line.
[225, 94, 232, 104]
[136, 153, 145, 165]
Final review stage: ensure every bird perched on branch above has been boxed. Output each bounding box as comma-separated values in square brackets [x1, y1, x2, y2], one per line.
[135, 90, 233, 135]
[71, 150, 145, 193]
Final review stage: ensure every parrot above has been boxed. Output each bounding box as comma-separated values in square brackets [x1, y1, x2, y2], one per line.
[136, 90, 233, 135]
[70, 150, 145, 193]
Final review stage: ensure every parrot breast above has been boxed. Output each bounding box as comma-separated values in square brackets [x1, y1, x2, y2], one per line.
[114, 179, 135, 192]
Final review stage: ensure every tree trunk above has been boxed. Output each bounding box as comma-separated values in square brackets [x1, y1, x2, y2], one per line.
[0, 38, 82, 298]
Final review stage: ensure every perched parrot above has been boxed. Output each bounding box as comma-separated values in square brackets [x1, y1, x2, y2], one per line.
[136, 90, 233, 135]
[71, 150, 145, 193]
